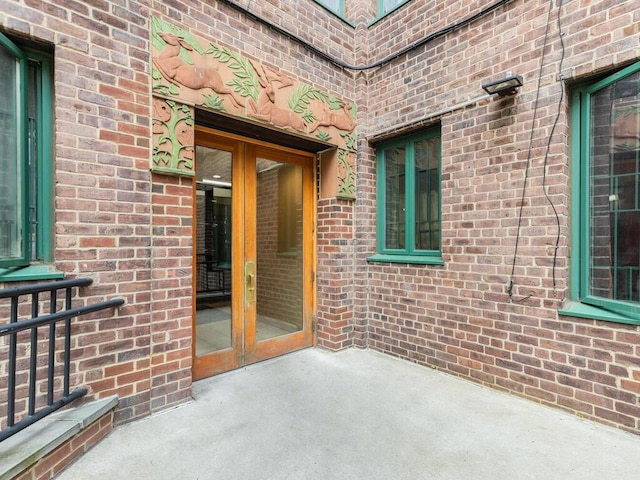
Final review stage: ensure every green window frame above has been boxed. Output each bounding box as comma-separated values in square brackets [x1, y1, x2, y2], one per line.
[0, 32, 58, 281]
[315, 0, 344, 16]
[369, 127, 443, 265]
[378, 0, 408, 16]
[562, 60, 640, 324]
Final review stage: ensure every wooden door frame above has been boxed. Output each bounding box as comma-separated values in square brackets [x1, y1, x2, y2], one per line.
[192, 126, 317, 380]
[192, 133, 244, 380]
[243, 143, 316, 365]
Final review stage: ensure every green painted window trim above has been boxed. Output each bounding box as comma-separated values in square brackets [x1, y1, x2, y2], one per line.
[0, 32, 29, 268]
[314, 0, 344, 16]
[367, 253, 444, 265]
[559, 301, 639, 326]
[375, 126, 442, 263]
[32, 51, 54, 265]
[568, 60, 640, 326]
[0, 265, 64, 283]
[0, 35, 54, 271]
[369, 0, 411, 25]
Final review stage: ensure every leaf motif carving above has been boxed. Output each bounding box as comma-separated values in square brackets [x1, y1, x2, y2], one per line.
[208, 42, 260, 101]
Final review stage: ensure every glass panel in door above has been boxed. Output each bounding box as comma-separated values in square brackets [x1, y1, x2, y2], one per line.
[193, 129, 315, 377]
[255, 158, 304, 341]
[194, 146, 233, 355]
[244, 145, 313, 366]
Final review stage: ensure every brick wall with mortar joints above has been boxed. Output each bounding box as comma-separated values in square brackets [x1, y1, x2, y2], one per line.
[356, 0, 640, 434]
[149, 0, 360, 386]
[2, 0, 638, 438]
[12, 411, 113, 480]
[349, 0, 375, 348]
[345, 0, 378, 27]
[151, 0, 361, 352]
[316, 199, 355, 350]
[0, 0, 157, 426]
[0, 0, 360, 429]
[148, 174, 194, 415]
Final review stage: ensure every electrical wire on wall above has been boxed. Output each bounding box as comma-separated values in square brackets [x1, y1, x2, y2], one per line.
[220, 0, 566, 302]
[507, 0, 565, 302]
[218, 0, 517, 71]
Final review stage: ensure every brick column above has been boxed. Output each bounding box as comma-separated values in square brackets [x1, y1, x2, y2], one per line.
[316, 195, 355, 350]
[149, 175, 193, 411]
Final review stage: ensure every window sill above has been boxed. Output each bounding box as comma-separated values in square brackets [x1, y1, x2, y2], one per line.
[558, 301, 640, 326]
[0, 265, 64, 283]
[367, 254, 444, 265]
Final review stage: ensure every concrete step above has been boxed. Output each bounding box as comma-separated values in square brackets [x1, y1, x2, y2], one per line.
[0, 396, 118, 480]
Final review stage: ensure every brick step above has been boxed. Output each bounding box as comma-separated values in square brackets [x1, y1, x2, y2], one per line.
[0, 396, 118, 480]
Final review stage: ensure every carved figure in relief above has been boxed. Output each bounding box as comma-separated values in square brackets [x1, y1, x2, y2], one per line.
[153, 32, 244, 108]
[310, 100, 356, 133]
[247, 60, 307, 133]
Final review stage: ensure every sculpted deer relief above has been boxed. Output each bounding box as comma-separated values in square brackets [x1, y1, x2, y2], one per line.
[310, 101, 356, 134]
[153, 32, 244, 109]
[247, 60, 307, 133]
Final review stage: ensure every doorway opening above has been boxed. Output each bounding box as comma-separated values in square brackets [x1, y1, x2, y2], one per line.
[192, 127, 316, 379]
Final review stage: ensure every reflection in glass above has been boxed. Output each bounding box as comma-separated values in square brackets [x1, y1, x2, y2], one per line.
[0, 42, 21, 260]
[385, 147, 406, 250]
[414, 137, 440, 251]
[589, 70, 640, 302]
[195, 146, 232, 355]
[255, 158, 304, 341]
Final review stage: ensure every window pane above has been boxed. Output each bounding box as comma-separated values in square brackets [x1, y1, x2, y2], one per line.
[589, 70, 640, 303]
[258, 158, 304, 339]
[278, 163, 302, 253]
[385, 146, 405, 250]
[28, 61, 39, 261]
[0, 42, 22, 261]
[317, 0, 341, 14]
[414, 137, 439, 251]
[381, 0, 404, 14]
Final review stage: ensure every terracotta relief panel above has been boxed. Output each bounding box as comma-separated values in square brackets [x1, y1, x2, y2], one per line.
[152, 97, 195, 176]
[337, 149, 356, 199]
[150, 17, 357, 198]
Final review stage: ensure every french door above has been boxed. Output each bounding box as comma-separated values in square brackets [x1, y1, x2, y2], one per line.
[192, 127, 315, 380]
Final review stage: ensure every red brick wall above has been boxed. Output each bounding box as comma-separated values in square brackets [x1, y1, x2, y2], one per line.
[0, 0, 357, 429]
[356, 0, 640, 434]
[1, 0, 639, 440]
[13, 412, 113, 480]
[316, 198, 355, 350]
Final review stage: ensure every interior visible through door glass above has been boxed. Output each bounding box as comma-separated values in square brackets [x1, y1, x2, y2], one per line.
[195, 146, 232, 354]
[255, 158, 304, 341]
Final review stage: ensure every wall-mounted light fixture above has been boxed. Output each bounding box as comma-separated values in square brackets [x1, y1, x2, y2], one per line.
[482, 74, 523, 96]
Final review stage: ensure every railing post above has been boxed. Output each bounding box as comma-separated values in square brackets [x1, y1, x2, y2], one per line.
[7, 297, 18, 428]
[28, 292, 39, 416]
[47, 289, 56, 406]
[0, 278, 125, 442]
[64, 286, 72, 397]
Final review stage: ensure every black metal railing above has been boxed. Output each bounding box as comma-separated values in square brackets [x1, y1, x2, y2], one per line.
[0, 278, 125, 442]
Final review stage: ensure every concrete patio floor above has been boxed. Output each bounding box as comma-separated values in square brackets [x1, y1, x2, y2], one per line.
[57, 348, 640, 480]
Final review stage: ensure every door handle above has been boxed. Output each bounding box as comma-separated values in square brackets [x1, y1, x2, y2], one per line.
[245, 261, 256, 304]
